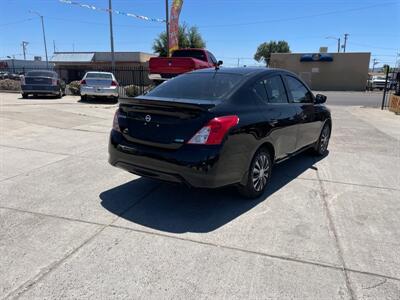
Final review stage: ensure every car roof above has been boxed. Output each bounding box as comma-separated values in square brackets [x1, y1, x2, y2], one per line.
[86, 71, 113, 74]
[192, 67, 292, 78]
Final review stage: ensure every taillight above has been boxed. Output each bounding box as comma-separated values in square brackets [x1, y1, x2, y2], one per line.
[111, 80, 118, 86]
[112, 109, 121, 132]
[80, 79, 86, 85]
[188, 115, 239, 145]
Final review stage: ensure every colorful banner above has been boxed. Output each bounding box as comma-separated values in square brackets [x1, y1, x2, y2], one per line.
[169, 0, 183, 55]
[59, 0, 165, 23]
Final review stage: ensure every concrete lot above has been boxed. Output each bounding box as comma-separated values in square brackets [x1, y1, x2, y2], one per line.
[0, 92, 399, 299]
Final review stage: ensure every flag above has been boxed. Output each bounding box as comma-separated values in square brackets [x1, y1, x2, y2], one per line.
[169, 0, 183, 55]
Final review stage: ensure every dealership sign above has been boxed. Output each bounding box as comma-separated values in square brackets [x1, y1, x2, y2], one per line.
[300, 53, 334, 62]
[169, 0, 184, 55]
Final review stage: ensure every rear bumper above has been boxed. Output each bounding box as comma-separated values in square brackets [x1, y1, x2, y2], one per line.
[108, 130, 241, 188]
[21, 85, 59, 94]
[81, 86, 118, 97]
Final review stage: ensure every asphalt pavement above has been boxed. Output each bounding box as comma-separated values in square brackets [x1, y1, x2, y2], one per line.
[0, 92, 399, 299]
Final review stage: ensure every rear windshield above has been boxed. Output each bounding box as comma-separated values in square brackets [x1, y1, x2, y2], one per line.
[85, 73, 112, 79]
[171, 50, 207, 61]
[26, 71, 57, 77]
[146, 72, 242, 101]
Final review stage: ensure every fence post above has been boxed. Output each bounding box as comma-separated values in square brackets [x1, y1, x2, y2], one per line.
[381, 67, 390, 110]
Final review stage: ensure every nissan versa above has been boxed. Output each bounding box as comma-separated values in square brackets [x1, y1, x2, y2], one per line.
[109, 68, 331, 198]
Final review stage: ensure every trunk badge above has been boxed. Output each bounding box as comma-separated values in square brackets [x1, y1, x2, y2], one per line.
[145, 115, 151, 122]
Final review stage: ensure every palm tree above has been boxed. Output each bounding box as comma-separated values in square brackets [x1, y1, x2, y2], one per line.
[152, 24, 206, 57]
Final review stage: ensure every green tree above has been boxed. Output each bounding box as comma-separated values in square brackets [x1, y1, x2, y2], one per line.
[152, 24, 206, 57]
[382, 64, 390, 74]
[254, 40, 291, 66]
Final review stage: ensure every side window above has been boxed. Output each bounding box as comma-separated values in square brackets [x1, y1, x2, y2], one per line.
[252, 80, 269, 104]
[207, 51, 217, 65]
[264, 76, 288, 103]
[285, 76, 313, 103]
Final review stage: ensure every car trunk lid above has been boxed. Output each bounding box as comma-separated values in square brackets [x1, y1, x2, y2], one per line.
[118, 97, 217, 149]
[24, 76, 53, 85]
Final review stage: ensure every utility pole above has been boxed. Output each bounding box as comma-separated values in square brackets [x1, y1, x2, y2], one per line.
[21, 41, 29, 60]
[53, 40, 56, 53]
[165, 0, 170, 57]
[372, 58, 379, 73]
[343, 33, 349, 53]
[237, 58, 240, 67]
[29, 11, 48, 68]
[108, 0, 116, 71]
[326, 36, 341, 53]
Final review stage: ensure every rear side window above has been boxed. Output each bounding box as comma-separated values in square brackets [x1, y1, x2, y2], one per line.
[146, 73, 242, 101]
[85, 73, 112, 79]
[252, 80, 269, 104]
[26, 71, 57, 78]
[285, 76, 313, 103]
[264, 76, 288, 103]
[171, 50, 207, 61]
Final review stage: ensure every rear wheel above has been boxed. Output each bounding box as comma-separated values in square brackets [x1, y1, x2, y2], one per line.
[313, 123, 331, 156]
[56, 89, 62, 99]
[80, 95, 87, 101]
[238, 149, 272, 199]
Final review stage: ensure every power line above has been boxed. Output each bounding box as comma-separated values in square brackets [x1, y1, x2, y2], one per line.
[196, 2, 397, 28]
[0, 18, 34, 27]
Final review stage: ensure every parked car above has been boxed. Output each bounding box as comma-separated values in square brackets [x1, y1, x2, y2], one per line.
[366, 75, 390, 91]
[0, 71, 10, 79]
[149, 48, 220, 82]
[80, 72, 119, 101]
[109, 68, 331, 198]
[21, 70, 66, 98]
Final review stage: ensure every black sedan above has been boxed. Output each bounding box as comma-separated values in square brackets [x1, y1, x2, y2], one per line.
[21, 70, 66, 98]
[109, 68, 331, 198]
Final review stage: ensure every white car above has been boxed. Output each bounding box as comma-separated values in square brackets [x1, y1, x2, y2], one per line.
[367, 75, 390, 91]
[80, 72, 119, 100]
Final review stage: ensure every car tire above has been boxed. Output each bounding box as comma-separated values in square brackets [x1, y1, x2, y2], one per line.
[80, 95, 87, 101]
[237, 148, 272, 199]
[56, 89, 62, 99]
[22, 93, 28, 99]
[313, 123, 331, 156]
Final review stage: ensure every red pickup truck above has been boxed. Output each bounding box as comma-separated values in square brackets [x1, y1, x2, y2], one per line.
[149, 48, 220, 81]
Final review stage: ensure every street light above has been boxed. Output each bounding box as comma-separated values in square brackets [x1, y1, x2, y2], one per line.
[29, 10, 48, 68]
[326, 36, 341, 53]
[6, 55, 15, 73]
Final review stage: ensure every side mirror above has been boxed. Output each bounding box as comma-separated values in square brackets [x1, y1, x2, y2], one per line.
[217, 60, 223, 66]
[315, 94, 327, 104]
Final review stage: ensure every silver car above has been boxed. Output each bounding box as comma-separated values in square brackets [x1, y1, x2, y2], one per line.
[80, 72, 119, 100]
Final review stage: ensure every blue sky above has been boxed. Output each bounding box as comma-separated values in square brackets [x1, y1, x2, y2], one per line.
[1, 0, 399, 67]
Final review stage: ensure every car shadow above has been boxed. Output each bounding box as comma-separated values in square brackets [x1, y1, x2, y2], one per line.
[100, 152, 328, 233]
[78, 97, 118, 105]
[18, 95, 60, 100]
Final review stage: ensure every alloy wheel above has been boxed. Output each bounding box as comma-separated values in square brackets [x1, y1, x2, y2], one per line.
[319, 125, 330, 153]
[252, 153, 270, 192]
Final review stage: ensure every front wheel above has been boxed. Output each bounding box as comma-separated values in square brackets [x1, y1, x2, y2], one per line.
[313, 123, 331, 156]
[237, 149, 272, 199]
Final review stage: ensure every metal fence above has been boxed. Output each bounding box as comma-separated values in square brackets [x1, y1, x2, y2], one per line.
[0, 65, 152, 97]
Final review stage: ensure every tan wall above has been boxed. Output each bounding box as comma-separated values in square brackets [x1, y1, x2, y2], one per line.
[270, 52, 371, 91]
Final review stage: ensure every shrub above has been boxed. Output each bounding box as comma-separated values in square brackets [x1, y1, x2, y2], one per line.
[124, 85, 142, 97]
[68, 80, 81, 95]
[0, 79, 21, 91]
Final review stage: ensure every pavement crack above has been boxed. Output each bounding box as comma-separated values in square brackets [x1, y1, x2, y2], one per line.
[315, 162, 357, 300]
[363, 278, 387, 290]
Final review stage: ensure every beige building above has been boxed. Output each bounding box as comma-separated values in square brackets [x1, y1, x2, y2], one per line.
[270, 52, 371, 91]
